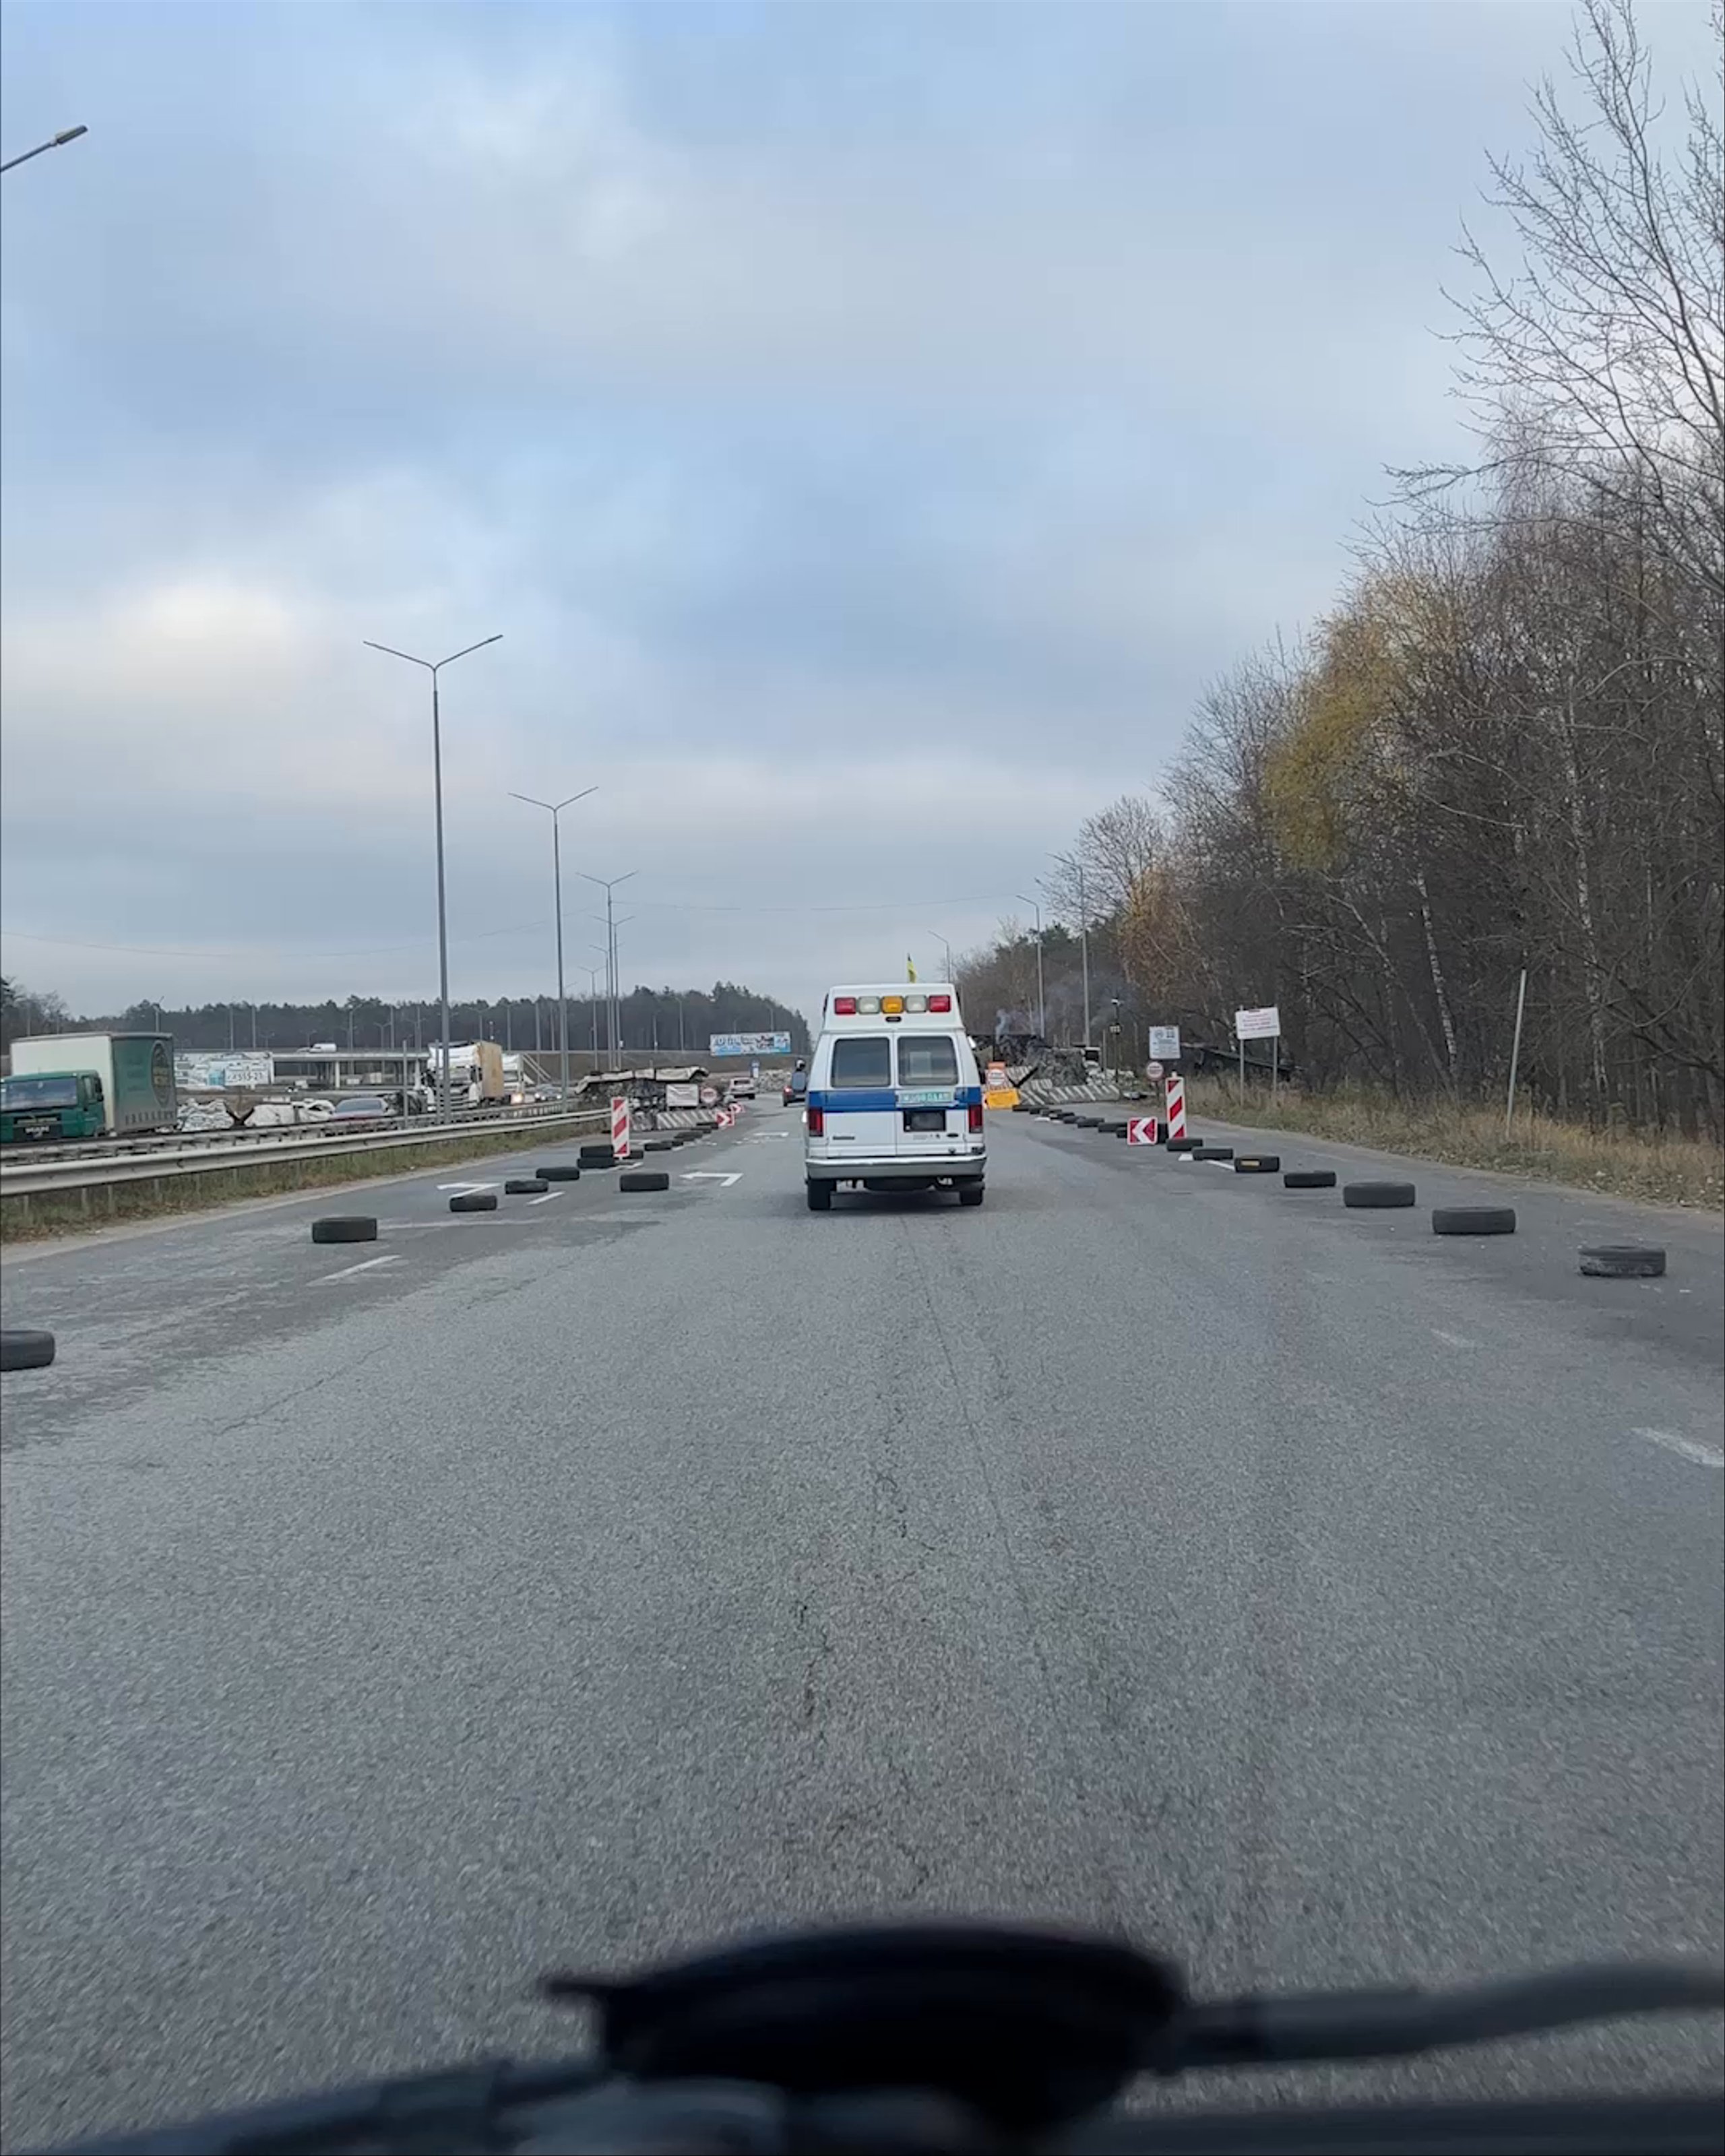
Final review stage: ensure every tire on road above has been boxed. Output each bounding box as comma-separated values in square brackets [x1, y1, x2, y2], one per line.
[806, 1180, 833, 1211]
[1074, 1115, 1102, 1129]
[1343, 1180, 1416, 1209]
[1283, 1169, 1337, 1189]
[1432, 1206, 1516, 1236]
[311, 1216, 378, 1244]
[1, 1329, 56, 1372]
[643, 1139, 674, 1153]
[619, 1169, 670, 1193]
[505, 1178, 549, 1195]
[958, 1183, 986, 1207]
[1165, 1137, 1200, 1153]
[1234, 1155, 1280, 1174]
[1191, 1145, 1234, 1162]
[537, 1164, 582, 1180]
[449, 1192, 499, 1213]
[1579, 1243, 1666, 1279]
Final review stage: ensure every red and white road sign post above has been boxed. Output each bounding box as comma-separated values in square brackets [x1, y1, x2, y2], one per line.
[1165, 1073, 1187, 1141]
[611, 1096, 632, 1160]
[1126, 1116, 1159, 1145]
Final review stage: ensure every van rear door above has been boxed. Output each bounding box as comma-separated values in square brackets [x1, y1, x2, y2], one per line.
[893, 1032, 968, 1160]
[819, 1035, 897, 1160]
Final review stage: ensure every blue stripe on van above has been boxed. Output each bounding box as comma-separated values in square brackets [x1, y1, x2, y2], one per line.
[808, 1087, 982, 1113]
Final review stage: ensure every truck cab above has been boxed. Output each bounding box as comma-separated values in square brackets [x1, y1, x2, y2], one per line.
[0, 1070, 106, 1145]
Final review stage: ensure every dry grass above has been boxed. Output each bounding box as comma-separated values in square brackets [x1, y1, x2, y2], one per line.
[1181, 1077, 1724, 1212]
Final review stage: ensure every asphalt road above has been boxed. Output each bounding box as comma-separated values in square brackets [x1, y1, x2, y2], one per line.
[2, 1106, 1721, 2147]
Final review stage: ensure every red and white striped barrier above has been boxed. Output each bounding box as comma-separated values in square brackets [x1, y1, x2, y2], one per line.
[1165, 1074, 1187, 1141]
[610, 1095, 632, 1160]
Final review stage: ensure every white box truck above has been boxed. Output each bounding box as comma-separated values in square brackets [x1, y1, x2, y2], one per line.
[2, 1032, 179, 1143]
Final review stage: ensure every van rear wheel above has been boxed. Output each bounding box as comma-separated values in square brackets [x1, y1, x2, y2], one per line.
[805, 1181, 832, 1211]
[958, 1183, 985, 1208]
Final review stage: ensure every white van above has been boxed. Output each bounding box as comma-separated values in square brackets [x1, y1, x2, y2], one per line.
[804, 984, 986, 1211]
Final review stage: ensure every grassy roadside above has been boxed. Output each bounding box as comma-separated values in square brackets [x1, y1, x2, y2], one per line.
[1181, 1077, 1725, 1212]
[0, 1117, 606, 1243]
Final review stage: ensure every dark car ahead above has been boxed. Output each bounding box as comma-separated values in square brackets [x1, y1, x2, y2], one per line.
[327, 1094, 394, 1129]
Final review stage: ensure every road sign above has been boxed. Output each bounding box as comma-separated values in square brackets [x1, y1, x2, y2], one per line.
[699, 1084, 719, 1108]
[1148, 1025, 1181, 1060]
[710, 1032, 792, 1057]
[1234, 1006, 1281, 1041]
[1127, 1117, 1159, 1145]
[1146, 1060, 1164, 1080]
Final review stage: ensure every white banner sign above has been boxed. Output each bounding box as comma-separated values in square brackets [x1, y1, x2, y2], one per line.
[666, 1082, 699, 1108]
[1147, 1025, 1181, 1060]
[710, 1032, 792, 1057]
[1234, 1006, 1282, 1040]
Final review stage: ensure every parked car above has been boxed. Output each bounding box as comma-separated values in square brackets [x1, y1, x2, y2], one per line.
[327, 1094, 393, 1129]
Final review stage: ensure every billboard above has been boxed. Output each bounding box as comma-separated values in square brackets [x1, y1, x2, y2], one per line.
[709, 1032, 792, 1057]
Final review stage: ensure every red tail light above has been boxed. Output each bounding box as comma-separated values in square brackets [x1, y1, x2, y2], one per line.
[968, 1103, 984, 1133]
[807, 1107, 825, 1135]
[928, 994, 952, 1012]
[832, 996, 857, 1015]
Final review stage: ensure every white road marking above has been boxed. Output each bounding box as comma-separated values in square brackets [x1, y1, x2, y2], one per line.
[317, 1255, 402, 1283]
[437, 1180, 499, 1195]
[1635, 1428, 1725, 1470]
[528, 1191, 559, 1205]
[1432, 1329, 1476, 1350]
[682, 1172, 743, 1188]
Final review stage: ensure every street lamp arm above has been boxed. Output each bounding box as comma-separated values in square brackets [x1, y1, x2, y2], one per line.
[434, 633, 503, 670]
[362, 639, 435, 672]
[1, 124, 88, 175]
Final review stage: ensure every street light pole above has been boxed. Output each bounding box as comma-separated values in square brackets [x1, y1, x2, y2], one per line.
[1015, 894, 1046, 1040]
[509, 788, 596, 1106]
[1, 124, 88, 175]
[365, 633, 501, 1114]
[925, 930, 954, 982]
[579, 871, 636, 1063]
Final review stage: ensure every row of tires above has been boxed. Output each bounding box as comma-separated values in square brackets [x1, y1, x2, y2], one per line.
[3, 1123, 736, 1375]
[1020, 1105, 1669, 1278]
[309, 1129, 710, 1241]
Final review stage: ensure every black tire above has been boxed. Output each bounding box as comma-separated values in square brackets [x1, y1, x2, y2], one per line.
[1432, 1206, 1516, 1236]
[1579, 1243, 1667, 1279]
[449, 1192, 498, 1213]
[1233, 1155, 1280, 1174]
[958, 1182, 986, 1207]
[619, 1170, 670, 1193]
[1011, 1102, 1030, 1113]
[1165, 1137, 1200, 1153]
[1191, 1145, 1234, 1162]
[806, 1180, 832, 1211]
[579, 1144, 615, 1166]
[1074, 1115, 1102, 1129]
[504, 1178, 549, 1195]
[311, 1216, 377, 1244]
[537, 1164, 582, 1181]
[1, 1329, 55, 1372]
[1283, 1169, 1337, 1189]
[1343, 1180, 1417, 1209]
[643, 1140, 674, 1153]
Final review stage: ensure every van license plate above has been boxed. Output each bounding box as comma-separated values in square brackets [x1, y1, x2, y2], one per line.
[904, 1110, 947, 1133]
[897, 1089, 956, 1108]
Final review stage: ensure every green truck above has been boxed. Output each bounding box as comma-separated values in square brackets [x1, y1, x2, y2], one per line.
[0, 1032, 178, 1145]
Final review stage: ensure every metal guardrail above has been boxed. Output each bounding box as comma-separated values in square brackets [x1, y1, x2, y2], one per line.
[0, 1098, 586, 1166]
[0, 1106, 610, 1197]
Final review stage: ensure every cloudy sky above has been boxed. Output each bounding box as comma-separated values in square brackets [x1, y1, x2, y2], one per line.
[1, 1, 1712, 1030]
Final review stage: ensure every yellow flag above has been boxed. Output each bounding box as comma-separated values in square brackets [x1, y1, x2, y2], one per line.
[906, 955, 918, 982]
